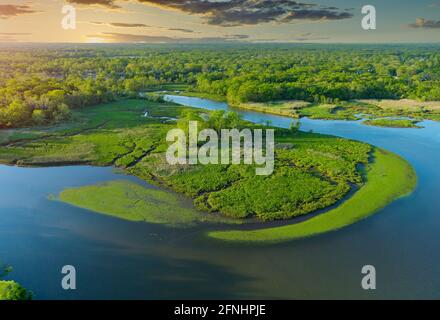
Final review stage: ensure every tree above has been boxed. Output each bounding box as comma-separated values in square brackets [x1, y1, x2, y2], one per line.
[31, 109, 46, 125]
[4, 99, 32, 127]
[0, 281, 33, 300]
[0, 262, 32, 300]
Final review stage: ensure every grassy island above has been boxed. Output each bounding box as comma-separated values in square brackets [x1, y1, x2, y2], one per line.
[208, 148, 417, 243]
[362, 118, 422, 128]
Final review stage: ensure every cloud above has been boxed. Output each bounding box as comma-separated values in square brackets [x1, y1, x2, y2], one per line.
[168, 28, 195, 33]
[0, 37, 17, 42]
[228, 34, 249, 39]
[291, 36, 329, 41]
[89, 21, 197, 33]
[281, 9, 352, 22]
[253, 32, 329, 42]
[69, 0, 353, 26]
[0, 4, 38, 19]
[0, 32, 31, 35]
[91, 21, 151, 27]
[86, 32, 249, 43]
[89, 21, 198, 34]
[109, 22, 149, 27]
[0, 32, 31, 42]
[409, 18, 440, 29]
[141, 0, 352, 26]
[66, 0, 121, 8]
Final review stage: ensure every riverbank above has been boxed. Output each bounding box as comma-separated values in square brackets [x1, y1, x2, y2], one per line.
[170, 91, 440, 126]
[208, 148, 417, 243]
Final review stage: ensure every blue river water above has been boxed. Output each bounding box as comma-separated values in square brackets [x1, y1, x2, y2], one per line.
[1, 95, 440, 299]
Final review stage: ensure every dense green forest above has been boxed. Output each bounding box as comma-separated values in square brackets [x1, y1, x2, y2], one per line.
[1, 44, 440, 129]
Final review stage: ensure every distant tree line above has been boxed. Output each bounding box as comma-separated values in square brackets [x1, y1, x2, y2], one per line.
[1, 44, 440, 128]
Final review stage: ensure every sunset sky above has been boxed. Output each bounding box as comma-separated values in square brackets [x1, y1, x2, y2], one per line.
[0, 0, 439, 43]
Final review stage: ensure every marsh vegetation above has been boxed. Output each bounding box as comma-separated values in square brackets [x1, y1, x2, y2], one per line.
[0, 98, 416, 241]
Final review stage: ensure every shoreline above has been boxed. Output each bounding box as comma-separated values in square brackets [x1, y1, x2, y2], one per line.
[174, 92, 440, 125]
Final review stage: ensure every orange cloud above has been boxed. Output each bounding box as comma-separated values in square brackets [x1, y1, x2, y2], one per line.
[0, 4, 38, 19]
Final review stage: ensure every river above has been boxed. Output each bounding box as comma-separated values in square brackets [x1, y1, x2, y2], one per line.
[1, 95, 440, 299]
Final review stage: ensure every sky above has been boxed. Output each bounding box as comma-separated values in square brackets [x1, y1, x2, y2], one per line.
[0, 0, 439, 43]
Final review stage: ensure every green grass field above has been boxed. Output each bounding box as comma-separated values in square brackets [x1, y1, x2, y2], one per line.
[208, 148, 417, 243]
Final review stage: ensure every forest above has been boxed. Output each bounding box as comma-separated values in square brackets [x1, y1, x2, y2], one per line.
[1, 44, 440, 129]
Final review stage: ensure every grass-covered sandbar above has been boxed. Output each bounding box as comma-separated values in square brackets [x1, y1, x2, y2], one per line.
[208, 148, 417, 243]
[362, 118, 422, 128]
[57, 180, 238, 226]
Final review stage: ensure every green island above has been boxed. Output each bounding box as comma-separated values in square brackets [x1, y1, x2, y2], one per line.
[0, 97, 417, 243]
[209, 148, 417, 243]
[362, 118, 422, 128]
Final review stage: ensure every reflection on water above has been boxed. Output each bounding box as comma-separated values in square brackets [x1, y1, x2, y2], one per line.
[1, 95, 440, 299]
